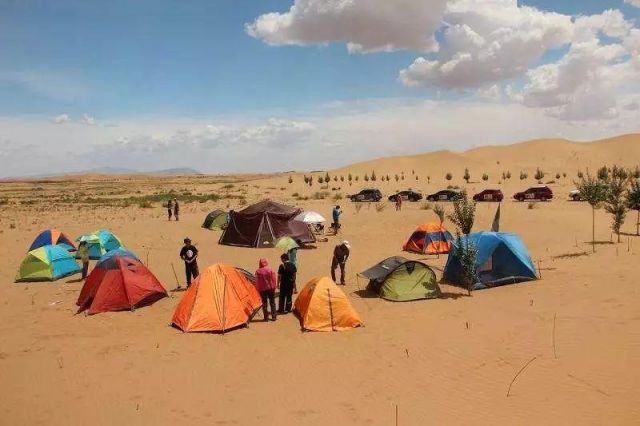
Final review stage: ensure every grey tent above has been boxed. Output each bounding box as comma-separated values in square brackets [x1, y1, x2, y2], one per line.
[359, 256, 440, 301]
[202, 210, 228, 230]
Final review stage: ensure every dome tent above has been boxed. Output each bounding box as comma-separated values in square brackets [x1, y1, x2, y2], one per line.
[16, 245, 81, 282]
[76, 230, 123, 260]
[444, 232, 537, 290]
[294, 277, 362, 332]
[202, 209, 229, 230]
[403, 223, 453, 255]
[29, 229, 76, 252]
[359, 256, 440, 302]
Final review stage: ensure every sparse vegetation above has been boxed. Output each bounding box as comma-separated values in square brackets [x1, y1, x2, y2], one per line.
[395, 174, 399, 182]
[577, 171, 584, 179]
[604, 165, 628, 243]
[556, 173, 561, 179]
[448, 190, 476, 235]
[371, 170, 377, 181]
[482, 173, 489, 181]
[597, 166, 609, 181]
[433, 204, 446, 225]
[519, 171, 528, 180]
[333, 192, 343, 201]
[312, 191, 330, 200]
[455, 232, 478, 296]
[445, 172, 453, 181]
[527, 201, 537, 210]
[534, 167, 545, 181]
[464, 168, 471, 184]
[506, 171, 511, 180]
[575, 171, 609, 252]
[627, 179, 640, 236]
[288, 176, 293, 184]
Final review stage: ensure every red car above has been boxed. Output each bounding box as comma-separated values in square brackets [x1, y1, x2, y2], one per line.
[473, 189, 504, 202]
[513, 186, 553, 201]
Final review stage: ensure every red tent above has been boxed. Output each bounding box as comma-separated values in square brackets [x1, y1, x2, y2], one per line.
[77, 256, 167, 315]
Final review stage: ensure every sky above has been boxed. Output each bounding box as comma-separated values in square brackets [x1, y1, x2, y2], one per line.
[0, 0, 639, 176]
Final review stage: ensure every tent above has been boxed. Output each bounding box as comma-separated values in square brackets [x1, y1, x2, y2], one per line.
[294, 277, 363, 332]
[76, 230, 123, 259]
[293, 211, 326, 224]
[96, 248, 140, 266]
[16, 245, 81, 282]
[359, 256, 440, 301]
[219, 200, 315, 248]
[202, 209, 228, 230]
[443, 231, 537, 290]
[403, 223, 454, 255]
[76, 255, 167, 315]
[29, 229, 76, 252]
[172, 263, 262, 333]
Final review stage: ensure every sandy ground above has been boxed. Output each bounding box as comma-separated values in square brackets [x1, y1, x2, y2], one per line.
[1, 135, 639, 425]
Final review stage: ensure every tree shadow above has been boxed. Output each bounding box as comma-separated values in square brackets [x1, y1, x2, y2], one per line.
[353, 289, 378, 299]
[66, 278, 84, 283]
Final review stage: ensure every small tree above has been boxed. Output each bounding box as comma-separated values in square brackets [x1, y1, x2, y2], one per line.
[340, 175, 345, 182]
[482, 173, 489, 181]
[632, 167, 640, 179]
[463, 168, 471, 184]
[308, 178, 313, 187]
[386, 174, 390, 181]
[627, 179, 640, 236]
[604, 166, 628, 242]
[415, 175, 419, 181]
[348, 173, 353, 183]
[519, 171, 527, 180]
[433, 204, 445, 225]
[303, 176, 309, 185]
[355, 175, 359, 182]
[577, 171, 584, 179]
[318, 176, 324, 184]
[445, 172, 453, 182]
[575, 172, 608, 252]
[555, 173, 561, 180]
[364, 174, 369, 182]
[334, 176, 338, 182]
[501, 171, 506, 181]
[371, 170, 377, 181]
[401, 175, 405, 181]
[395, 174, 399, 182]
[448, 190, 476, 235]
[597, 166, 609, 181]
[455, 232, 478, 296]
[288, 176, 293, 184]
[506, 171, 511, 180]
[325, 172, 330, 183]
[427, 176, 431, 183]
[562, 172, 567, 178]
[534, 167, 545, 181]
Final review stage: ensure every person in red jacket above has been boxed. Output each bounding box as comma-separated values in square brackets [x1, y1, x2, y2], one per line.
[255, 258, 277, 321]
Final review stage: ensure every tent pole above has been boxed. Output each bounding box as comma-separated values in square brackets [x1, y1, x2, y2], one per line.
[327, 288, 335, 331]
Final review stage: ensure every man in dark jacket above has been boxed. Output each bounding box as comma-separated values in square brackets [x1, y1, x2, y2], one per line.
[277, 253, 297, 313]
[179, 237, 199, 287]
[331, 240, 350, 285]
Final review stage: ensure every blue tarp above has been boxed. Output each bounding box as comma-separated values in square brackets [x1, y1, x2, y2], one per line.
[444, 231, 537, 290]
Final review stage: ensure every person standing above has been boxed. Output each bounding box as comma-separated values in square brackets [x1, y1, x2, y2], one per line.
[255, 258, 277, 321]
[331, 240, 350, 285]
[287, 238, 300, 270]
[78, 241, 90, 279]
[332, 205, 342, 234]
[173, 198, 180, 221]
[395, 194, 402, 211]
[179, 238, 199, 288]
[277, 253, 297, 314]
[167, 199, 173, 221]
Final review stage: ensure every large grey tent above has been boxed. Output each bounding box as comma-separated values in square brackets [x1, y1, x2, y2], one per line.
[359, 256, 440, 301]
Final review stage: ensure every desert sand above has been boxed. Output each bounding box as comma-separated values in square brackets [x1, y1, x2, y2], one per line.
[1, 134, 639, 425]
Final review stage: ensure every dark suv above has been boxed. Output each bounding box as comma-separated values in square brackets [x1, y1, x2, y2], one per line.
[473, 189, 504, 202]
[388, 190, 423, 202]
[513, 186, 553, 202]
[426, 189, 462, 202]
[350, 189, 383, 202]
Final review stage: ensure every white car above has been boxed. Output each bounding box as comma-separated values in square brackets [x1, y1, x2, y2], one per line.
[569, 189, 583, 201]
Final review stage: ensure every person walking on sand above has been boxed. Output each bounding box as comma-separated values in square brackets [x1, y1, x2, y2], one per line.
[331, 240, 350, 285]
[395, 194, 402, 211]
[167, 199, 173, 221]
[179, 238, 199, 288]
[277, 253, 297, 314]
[78, 241, 90, 280]
[255, 258, 277, 321]
[173, 198, 180, 221]
[332, 205, 342, 234]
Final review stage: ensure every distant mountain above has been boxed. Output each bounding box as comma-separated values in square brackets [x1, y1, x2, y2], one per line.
[149, 167, 202, 176]
[1, 167, 203, 180]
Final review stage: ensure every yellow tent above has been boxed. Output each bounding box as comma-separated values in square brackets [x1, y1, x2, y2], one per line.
[294, 276, 363, 332]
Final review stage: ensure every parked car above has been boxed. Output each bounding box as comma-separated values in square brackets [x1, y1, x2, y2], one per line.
[473, 189, 504, 202]
[349, 189, 383, 202]
[513, 185, 553, 201]
[426, 189, 462, 202]
[388, 190, 423, 202]
[569, 189, 584, 201]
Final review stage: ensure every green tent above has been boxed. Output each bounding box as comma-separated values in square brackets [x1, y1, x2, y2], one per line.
[16, 245, 81, 282]
[359, 256, 440, 302]
[202, 210, 228, 230]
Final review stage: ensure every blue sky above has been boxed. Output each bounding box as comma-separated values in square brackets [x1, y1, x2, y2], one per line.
[0, 0, 638, 175]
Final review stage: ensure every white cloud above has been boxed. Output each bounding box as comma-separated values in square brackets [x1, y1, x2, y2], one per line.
[0, 70, 92, 100]
[624, 0, 640, 8]
[399, 0, 573, 88]
[51, 114, 70, 124]
[246, 0, 447, 53]
[79, 113, 96, 126]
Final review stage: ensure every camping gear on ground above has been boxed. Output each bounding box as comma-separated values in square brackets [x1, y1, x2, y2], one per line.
[403, 223, 454, 255]
[29, 229, 76, 252]
[275, 236, 299, 251]
[202, 209, 229, 230]
[293, 211, 326, 224]
[219, 200, 315, 248]
[443, 231, 537, 290]
[294, 276, 362, 332]
[359, 256, 440, 301]
[15, 245, 81, 282]
[172, 263, 262, 333]
[76, 255, 167, 315]
[96, 248, 140, 266]
[76, 230, 123, 260]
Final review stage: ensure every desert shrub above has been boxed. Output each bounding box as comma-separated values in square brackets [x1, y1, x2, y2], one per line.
[371, 171, 377, 181]
[527, 202, 537, 210]
[546, 180, 556, 184]
[415, 175, 419, 180]
[433, 204, 446, 224]
[333, 192, 343, 201]
[312, 191, 330, 200]
[280, 187, 286, 191]
[506, 171, 511, 179]
[348, 173, 352, 182]
[448, 190, 476, 235]
[318, 176, 324, 184]
[395, 174, 399, 182]
[325, 172, 330, 182]
[375, 202, 387, 212]
[0, 198, 8, 205]
[632, 167, 640, 179]
[562, 172, 567, 178]
[482, 173, 489, 181]
[577, 171, 584, 179]
[340, 176, 344, 182]
[534, 167, 545, 181]
[292, 192, 300, 197]
[556, 173, 561, 179]
[9, 223, 16, 229]
[420, 201, 433, 210]
[597, 166, 610, 181]
[445, 172, 453, 181]
[464, 168, 471, 183]
[355, 176, 359, 181]
[401, 175, 405, 181]
[519, 171, 528, 180]
[427, 176, 431, 183]
[288, 176, 293, 184]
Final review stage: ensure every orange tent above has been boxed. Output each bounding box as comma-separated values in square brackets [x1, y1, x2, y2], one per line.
[172, 263, 262, 333]
[403, 222, 454, 255]
[294, 277, 363, 332]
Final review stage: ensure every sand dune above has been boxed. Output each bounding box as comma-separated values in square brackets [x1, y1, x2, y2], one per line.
[0, 133, 639, 425]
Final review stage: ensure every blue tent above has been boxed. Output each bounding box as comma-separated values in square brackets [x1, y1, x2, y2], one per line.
[96, 248, 139, 266]
[16, 245, 81, 282]
[76, 230, 123, 260]
[443, 232, 537, 290]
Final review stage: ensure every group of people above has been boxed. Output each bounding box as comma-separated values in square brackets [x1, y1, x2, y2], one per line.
[177, 236, 351, 323]
[167, 198, 180, 221]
